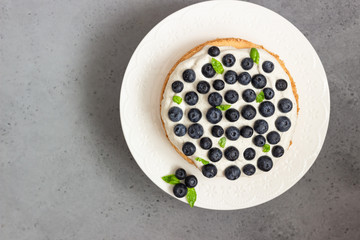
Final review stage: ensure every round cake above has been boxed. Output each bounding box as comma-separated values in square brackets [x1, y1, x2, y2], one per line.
[160, 38, 299, 179]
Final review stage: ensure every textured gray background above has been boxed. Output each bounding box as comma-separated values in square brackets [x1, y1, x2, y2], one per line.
[1, 0, 359, 239]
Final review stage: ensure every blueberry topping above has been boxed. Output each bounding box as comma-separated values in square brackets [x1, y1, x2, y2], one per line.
[175, 168, 186, 180]
[208, 46, 220, 57]
[225, 108, 240, 122]
[224, 146, 239, 161]
[263, 87, 275, 100]
[188, 108, 202, 122]
[243, 148, 256, 160]
[238, 72, 251, 85]
[184, 91, 199, 106]
[200, 137, 212, 150]
[259, 101, 275, 117]
[188, 123, 204, 139]
[174, 124, 186, 137]
[240, 126, 254, 138]
[173, 183, 188, 198]
[241, 105, 257, 120]
[208, 92, 223, 107]
[241, 57, 254, 70]
[211, 125, 224, 137]
[275, 116, 291, 132]
[225, 166, 241, 180]
[197, 81, 210, 94]
[206, 107, 223, 124]
[185, 175, 198, 188]
[168, 107, 183, 122]
[182, 142, 196, 156]
[272, 145, 285, 158]
[242, 164, 256, 176]
[254, 119, 269, 134]
[278, 98, 293, 113]
[262, 61, 274, 73]
[225, 126, 240, 141]
[224, 90, 239, 104]
[202, 63, 216, 78]
[222, 54, 236, 67]
[172, 81, 184, 93]
[183, 69, 196, 83]
[208, 148, 222, 162]
[202, 164, 217, 178]
[224, 70, 237, 84]
[257, 156, 273, 172]
[253, 135, 266, 147]
[242, 89, 256, 102]
[276, 79, 288, 91]
[213, 79, 225, 90]
[251, 74, 267, 89]
[267, 131, 281, 144]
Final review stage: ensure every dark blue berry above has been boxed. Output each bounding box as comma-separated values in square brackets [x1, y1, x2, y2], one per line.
[185, 91, 198, 106]
[275, 116, 291, 132]
[254, 119, 269, 134]
[272, 145, 284, 158]
[206, 107, 223, 124]
[243, 148, 256, 160]
[276, 79, 288, 91]
[224, 146, 239, 161]
[224, 90, 239, 104]
[242, 89, 256, 102]
[225, 108, 240, 122]
[224, 70, 237, 84]
[175, 168, 186, 180]
[188, 108, 202, 122]
[183, 69, 196, 83]
[172, 81, 184, 93]
[202, 63, 216, 78]
[208, 148, 222, 162]
[240, 126, 253, 138]
[251, 74, 267, 89]
[173, 183, 187, 198]
[225, 166, 241, 180]
[168, 107, 183, 122]
[241, 57, 254, 70]
[241, 105, 257, 120]
[211, 125, 224, 137]
[225, 126, 240, 141]
[278, 98, 293, 113]
[267, 131, 281, 144]
[185, 175, 197, 188]
[222, 54, 236, 67]
[262, 61, 274, 73]
[208, 46, 220, 57]
[182, 142, 196, 156]
[263, 88, 275, 100]
[202, 164, 217, 178]
[259, 101, 275, 117]
[200, 137, 212, 150]
[238, 72, 251, 85]
[213, 79, 225, 90]
[197, 81, 210, 94]
[253, 135, 266, 147]
[188, 124, 204, 139]
[208, 92, 223, 107]
[174, 124, 186, 136]
[257, 156, 273, 172]
[242, 164, 256, 176]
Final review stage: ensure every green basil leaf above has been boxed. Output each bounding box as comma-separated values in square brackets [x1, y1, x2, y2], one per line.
[218, 137, 226, 148]
[161, 174, 180, 185]
[263, 144, 270, 152]
[186, 187, 197, 208]
[211, 58, 224, 74]
[216, 104, 231, 111]
[195, 157, 209, 165]
[250, 48, 260, 64]
[256, 91, 265, 103]
[173, 96, 182, 104]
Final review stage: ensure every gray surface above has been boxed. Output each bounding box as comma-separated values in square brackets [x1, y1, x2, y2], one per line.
[1, 0, 359, 239]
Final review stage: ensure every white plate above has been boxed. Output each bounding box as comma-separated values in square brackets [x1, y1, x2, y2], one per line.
[120, 1, 330, 210]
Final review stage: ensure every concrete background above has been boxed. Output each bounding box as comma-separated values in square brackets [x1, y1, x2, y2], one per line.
[1, 0, 359, 239]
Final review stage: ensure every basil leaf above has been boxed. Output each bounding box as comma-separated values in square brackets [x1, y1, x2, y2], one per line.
[186, 187, 197, 208]
[162, 174, 180, 185]
[263, 144, 270, 152]
[173, 96, 182, 104]
[216, 104, 231, 111]
[218, 137, 226, 148]
[195, 157, 209, 165]
[211, 58, 224, 74]
[256, 91, 265, 103]
[250, 48, 260, 64]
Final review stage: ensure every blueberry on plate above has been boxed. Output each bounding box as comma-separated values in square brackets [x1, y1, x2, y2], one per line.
[174, 124, 186, 137]
[242, 164, 256, 176]
[202, 63, 216, 78]
[224, 146, 239, 161]
[225, 166, 241, 180]
[172, 81, 184, 93]
[200, 137, 212, 150]
[183, 69, 196, 83]
[206, 107, 223, 124]
[208, 92, 223, 107]
[242, 89, 256, 103]
[224, 90, 239, 104]
[275, 116, 291, 132]
[253, 135, 266, 147]
[222, 54, 236, 67]
[267, 131, 281, 144]
[188, 123, 204, 139]
[208, 148, 222, 162]
[188, 108, 202, 122]
[213, 79, 225, 90]
[241, 57, 254, 70]
[240, 126, 254, 138]
[225, 126, 240, 141]
[185, 175, 198, 188]
[175, 168, 186, 180]
[278, 98, 293, 113]
[241, 105, 257, 120]
[251, 74, 267, 89]
[257, 156, 273, 172]
[263, 87, 275, 100]
[211, 125, 224, 137]
[253, 119, 269, 134]
[185, 91, 199, 106]
[202, 164, 218, 178]
[276, 79, 288, 91]
[262, 61, 274, 73]
[197, 81, 210, 94]
[168, 107, 183, 122]
[173, 183, 188, 198]
[224, 70, 237, 84]
[238, 72, 251, 85]
[208, 46, 220, 57]
[272, 145, 284, 158]
[182, 142, 196, 156]
[243, 147, 256, 160]
[225, 108, 240, 122]
[259, 101, 275, 117]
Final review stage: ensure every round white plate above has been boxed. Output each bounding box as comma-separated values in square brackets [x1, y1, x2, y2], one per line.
[120, 1, 330, 210]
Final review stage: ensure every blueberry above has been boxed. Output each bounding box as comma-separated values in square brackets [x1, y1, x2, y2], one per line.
[224, 90, 239, 104]
[238, 72, 251, 85]
[202, 164, 218, 178]
[188, 123, 204, 139]
[262, 61, 274, 73]
[253, 135, 266, 147]
[173, 183, 188, 198]
[240, 126, 254, 138]
[225, 108, 240, 122]
[224, 146, 239, 161]
[242, 164, 256, 176]
[208, 92, 223, 107]
[197, 81, 210, 94]
[253, 119, 269, 134]
[263, 87, 275, 100]
[267, 131, 281, 144]
[174, 124, 186, 137]
[243, 148, 256, 160]
[278, 98, 293, 113]
[222, 54, 236, 67]
[241, 105, 257, 120]
[206, 107, 223, 124]
[213, 79, 225, 90]
[184, 91, 198, 106]
[208, 148, 222, 162]
[182, 142, 196, 156]
[200, 137, 212, 150]
[183, 69, 196, 83]
[202, 63, 216, 78]
[172, 81, 184, 93]
[225, 126, 240, 141]
[208, 46, 220, 57]
[224, 70, 237, 84]
[275, 116, 291, 132]
[272, 145, 284, 158]
[242, 89, 256, 102]
[185, 175, 198, 188]
[188, 108, 202, 122]
[168, 107, 183, 122]
[225, 166, 241, 180]
[211, 125, 224, 137]
[259, 101, 275, 117]
[257, 156, 273, 172]
[276, 79, 288, 91]
[251, 74, 267, 89]
[175, 168, 186, 180]
[241, 57, 254, 70]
